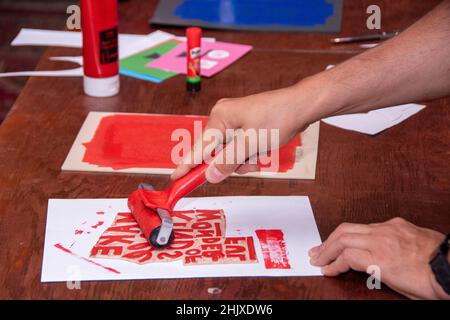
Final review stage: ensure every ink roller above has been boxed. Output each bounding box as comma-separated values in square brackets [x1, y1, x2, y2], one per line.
[128, 163, 209, 249]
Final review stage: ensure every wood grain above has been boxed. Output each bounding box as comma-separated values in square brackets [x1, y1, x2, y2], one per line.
[0, 0, 448, 299]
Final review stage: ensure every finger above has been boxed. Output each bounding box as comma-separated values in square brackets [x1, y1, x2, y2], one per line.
[309, 223, 372, 257]
[206, 128, 257, 183]
[171, 116, 227, 181]
[310, 233, 372, 266]
[321, 248, 373, 277]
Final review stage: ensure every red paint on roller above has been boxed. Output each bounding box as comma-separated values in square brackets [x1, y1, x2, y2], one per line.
[255, 229, 291, 269]
[82, 114, 300, 172]
[54, 243, 120, 274]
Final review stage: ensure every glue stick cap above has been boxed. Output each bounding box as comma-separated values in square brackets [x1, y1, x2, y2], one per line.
[186, 27, 202, 46]
[83, 74, 120, 97]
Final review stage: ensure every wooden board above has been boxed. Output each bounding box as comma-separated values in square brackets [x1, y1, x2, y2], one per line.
[62, 111, 320, 179]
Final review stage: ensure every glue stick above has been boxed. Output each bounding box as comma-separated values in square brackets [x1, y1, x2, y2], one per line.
[81, 0, 119, 97]
[186, 27, 202, 92]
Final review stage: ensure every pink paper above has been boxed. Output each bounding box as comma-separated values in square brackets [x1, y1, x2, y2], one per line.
[147, 41, 252, 77]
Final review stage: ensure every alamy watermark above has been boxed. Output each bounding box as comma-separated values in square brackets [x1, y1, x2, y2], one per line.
[367, 5, 381, 30]
[366, 265, 381, 290]
[171, 121, 281, 173]
[66, 4, 80, 30]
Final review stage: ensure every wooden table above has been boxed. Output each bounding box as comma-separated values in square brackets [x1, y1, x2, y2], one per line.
[0, 0, 448, 299]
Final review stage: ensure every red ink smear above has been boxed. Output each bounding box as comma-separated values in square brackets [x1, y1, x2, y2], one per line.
[91, 221, 104, 229]
[255, 229, 291, 269]
[96, 211, 105, 215]
[82, 114, 299, 172]
[54, 243, 120, 274]
[74, 229, 83, 235]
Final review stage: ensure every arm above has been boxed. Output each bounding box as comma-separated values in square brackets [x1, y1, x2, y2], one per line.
[302, 0, 450, 122]
[172, 0, 450, 183]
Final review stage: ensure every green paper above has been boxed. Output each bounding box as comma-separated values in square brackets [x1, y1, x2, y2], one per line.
[120, 40, 180, 81]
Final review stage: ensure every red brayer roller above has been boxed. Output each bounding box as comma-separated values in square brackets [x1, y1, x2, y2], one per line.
[127, 163, 209, 249]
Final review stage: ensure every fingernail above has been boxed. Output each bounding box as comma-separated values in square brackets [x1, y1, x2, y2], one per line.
[308, 246, 320, 257]
[206, 166, 226, 183]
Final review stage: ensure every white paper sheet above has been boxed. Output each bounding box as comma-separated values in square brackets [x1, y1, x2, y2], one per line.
[41, 196, 322, 282]
[11, 28, 165, 50]
[11, 28, 176, 60]
[0, 67, 83, 78]
[322, 104, 426, 135]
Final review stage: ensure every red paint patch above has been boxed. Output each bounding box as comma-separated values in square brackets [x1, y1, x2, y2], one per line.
[82, 114, 299, 172]
[54, 243, 120, 274]
[96, 211, 105, 215]
[74, 229, 83, 235]
[91, 221, 104, 229]
[83, 114, 207, 170]
[255, 229, 291, 269]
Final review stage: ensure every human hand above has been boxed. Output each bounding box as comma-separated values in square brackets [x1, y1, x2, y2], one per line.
[309, 217, 449, 299]
[171, 83, 319, 183]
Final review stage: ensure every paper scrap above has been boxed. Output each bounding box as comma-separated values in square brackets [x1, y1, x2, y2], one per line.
[147, 41, 252, 77]
[119, 40, 180, 82]
[11, 28, 174, 58]
[0, 67, 83, 78]
[90, 210, 257, 265]
[322, 104, 426, 135]
[41, 196, 322, 282]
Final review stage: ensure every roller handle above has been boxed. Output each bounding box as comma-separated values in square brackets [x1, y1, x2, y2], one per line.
[166, 162, 209, 209]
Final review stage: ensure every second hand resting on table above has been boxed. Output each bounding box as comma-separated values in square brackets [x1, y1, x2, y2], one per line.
[171, 1, 450, 300]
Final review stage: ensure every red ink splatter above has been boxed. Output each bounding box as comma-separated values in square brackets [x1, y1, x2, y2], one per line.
[255, 229, 291, 269]
[82, 114, 299, 172]
[74, 229, 83, 235]
[91, 221, 104, 229]
[54, 243, 120, 274]
[96, 211, 105, 215]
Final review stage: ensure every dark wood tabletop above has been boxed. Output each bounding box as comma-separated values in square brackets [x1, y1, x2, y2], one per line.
[0, 0, 448, 299]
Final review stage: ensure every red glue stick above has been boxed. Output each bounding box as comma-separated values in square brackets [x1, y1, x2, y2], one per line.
[81, 0, 119, 97]
[186, 27, 202, 92]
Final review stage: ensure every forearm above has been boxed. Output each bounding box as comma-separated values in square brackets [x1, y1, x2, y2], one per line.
[296, 0, 450, 124]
